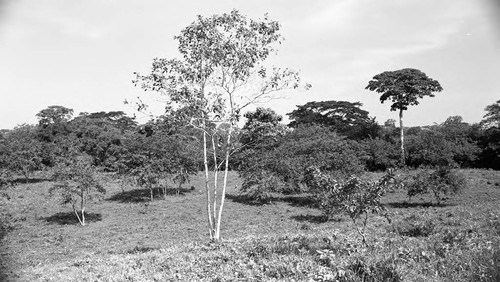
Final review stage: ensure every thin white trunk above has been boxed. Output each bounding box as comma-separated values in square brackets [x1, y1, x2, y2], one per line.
[81, 206, 86, 226]
[203, 128, 214, 239]
[81, 190, 86, 226]
[399, 109, 405, 166]
[211, 134, 218, 223]
[214, 125, 233, 240]
[73, 204, 83, 226]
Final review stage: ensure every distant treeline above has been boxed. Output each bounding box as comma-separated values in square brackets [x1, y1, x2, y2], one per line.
[0, 100, 499, 186]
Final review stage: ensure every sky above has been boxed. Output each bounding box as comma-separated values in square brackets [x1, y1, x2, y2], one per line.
[0, 0, 499, 129]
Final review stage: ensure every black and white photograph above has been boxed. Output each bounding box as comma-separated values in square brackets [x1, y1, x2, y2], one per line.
[1, 1, 499, 281]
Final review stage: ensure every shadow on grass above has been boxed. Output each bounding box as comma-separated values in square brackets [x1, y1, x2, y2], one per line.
[44, 212, 102, 225]
[226, 193, 316, 208]
[385, 201, 453, 208]
[12, 177, 50, 185]
[126, 245, 157, 254]
[290, 214, 328, 223]
[107, 187, 195, 203]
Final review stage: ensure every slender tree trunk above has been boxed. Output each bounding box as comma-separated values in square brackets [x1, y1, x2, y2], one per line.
[211, 134, 218, 225]
[399, 109, 405, 167]
[81, 207, 86, 226]
[73, 203, 83, 226]
[81, 190, 86, 226]
[23, 168, 29, 184]
[203, 128, 214, 240]
[214, 125, 233, 241]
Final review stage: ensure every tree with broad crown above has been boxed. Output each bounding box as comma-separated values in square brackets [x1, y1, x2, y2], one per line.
[36, 105, 74, 143]
[366, 68, 442, 166]
[2, 124, 43, 183]
[133, 10, 308, 241]
[287, 100, 380, 139]
[481, 99, 500, 128]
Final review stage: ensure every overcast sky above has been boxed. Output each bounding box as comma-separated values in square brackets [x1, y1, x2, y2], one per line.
[0, 0, 499, 129]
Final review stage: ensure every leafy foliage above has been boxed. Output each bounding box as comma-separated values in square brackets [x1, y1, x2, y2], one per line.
[287, 100, 380, 139]
[133, 10, 306, 241]
[404, 167, 467, 204]
[117, 126, 199, 201]
[36, 105, 74, 143]
[366, 68, 443, 166]
[477, 101, 500, 170]
[239, 107, 288, 148]
[481, 99, 500, 129]
[303, 166, 397, 245]
[70, 111, 136, 169]
[477, 127, 500, 170]
[391, 215, 436, 237]
[406, 130, 455, 167]
[366, 68, 443, 112]
[1, 124, 43, 182]
[239, 125, 365, 202]
[360, 138, 400, 171]
[50, 155, 105, 226]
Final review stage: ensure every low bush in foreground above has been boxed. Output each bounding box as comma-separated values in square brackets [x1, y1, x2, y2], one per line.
[405, 167, 467, 204]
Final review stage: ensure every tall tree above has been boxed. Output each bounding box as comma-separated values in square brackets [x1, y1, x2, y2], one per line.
[70, 111, 136, 169]
[36, 105, 74, 143]
[133, 10, 306, 241]
[366, 68, 442, 166]
[287, 100, 380, 139]
[481, 99, 500, 128]
[478, 100, 500, 169]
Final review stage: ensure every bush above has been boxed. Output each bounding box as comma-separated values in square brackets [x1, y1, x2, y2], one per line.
[348, 258, 402, 282]
[405, 167, 467, 204]
[303, 167, 395, 245]
[360, 138, 399, 171]
[238, 170, 281, 204]
[391, 215, 436, 237]
[238, 125, 366, 201]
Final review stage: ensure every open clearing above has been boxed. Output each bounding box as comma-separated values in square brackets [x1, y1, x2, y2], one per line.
[1, 169, 500, 281]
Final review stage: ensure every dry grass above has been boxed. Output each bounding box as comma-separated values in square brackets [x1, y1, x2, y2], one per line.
[1, 169, 499, 281]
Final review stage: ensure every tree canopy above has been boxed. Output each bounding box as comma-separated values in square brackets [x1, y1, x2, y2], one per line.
[365, 68, 443, 112]
[482, 100, 500, 128]
[366, 68, 443, 166]
[133, 10, 306, 241]
[287, 100, 379, 139]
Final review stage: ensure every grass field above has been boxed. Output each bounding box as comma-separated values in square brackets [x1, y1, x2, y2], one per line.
[1, 169, 500, 281]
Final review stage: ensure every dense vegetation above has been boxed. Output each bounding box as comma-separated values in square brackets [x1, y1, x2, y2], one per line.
[1, 9, 499, 281]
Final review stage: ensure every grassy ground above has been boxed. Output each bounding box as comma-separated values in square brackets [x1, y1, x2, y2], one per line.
[0, 169, 499, 281]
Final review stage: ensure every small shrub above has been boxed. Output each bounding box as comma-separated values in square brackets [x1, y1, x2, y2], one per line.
[127, 245, 156, 254]
[348, 258, 402, 282]
[239, 170, 280, 204]
[404, 167, 467, 204]
[392, 216, 436, 237]
[303, 167, 395, 245]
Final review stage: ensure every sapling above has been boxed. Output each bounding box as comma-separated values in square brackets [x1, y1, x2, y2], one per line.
[134, 10, 308, 241]
[304, 167, 397, 246]
[50, 155, 105, 226]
